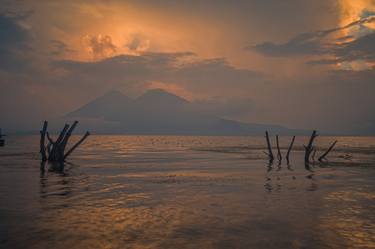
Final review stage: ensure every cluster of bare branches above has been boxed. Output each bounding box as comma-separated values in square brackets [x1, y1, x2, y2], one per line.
[265, 132, 296, 164]
[303, 130, 337, 164]
[40, 121, 90, 163]
[264, 130, 337, 165]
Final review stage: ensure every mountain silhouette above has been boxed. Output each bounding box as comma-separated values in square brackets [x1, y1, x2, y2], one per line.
[68, 90, 131, 120]
[66, 89, 301, 135]
[135, 88, 188, 106]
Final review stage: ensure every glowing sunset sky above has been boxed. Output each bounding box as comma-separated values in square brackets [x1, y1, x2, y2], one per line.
[1, 0, 374, 133]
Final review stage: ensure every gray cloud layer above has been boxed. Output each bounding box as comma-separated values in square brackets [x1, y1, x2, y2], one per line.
[0, 12, 33, 71]
[249, 15, 375, 65]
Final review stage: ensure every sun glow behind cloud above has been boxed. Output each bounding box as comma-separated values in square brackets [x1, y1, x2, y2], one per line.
[339, 0, 375, 28]
[336, 0, 375, 70]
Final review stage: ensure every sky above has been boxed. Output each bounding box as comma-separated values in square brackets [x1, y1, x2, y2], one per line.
[0, 0, 374, 134]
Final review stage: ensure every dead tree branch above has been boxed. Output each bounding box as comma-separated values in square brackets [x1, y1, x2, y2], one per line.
[39, 121, 89, 163]
[39, 121, 48, 162]
[304, 130, 318, 164]
[60, 121, 78, 153]
[64, 131, 90, 160]
[318, 141, 337, 162]
[286, 135, 295, 163]
[276, 135, 282, 162]
[265, 131, 274, 162]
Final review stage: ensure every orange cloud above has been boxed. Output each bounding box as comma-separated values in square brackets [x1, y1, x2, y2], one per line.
[83, 34, 117, 60]
[339, 0, 375, 34]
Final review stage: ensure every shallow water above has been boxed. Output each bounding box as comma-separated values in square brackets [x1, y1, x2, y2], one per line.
[1, 135, 375, 249]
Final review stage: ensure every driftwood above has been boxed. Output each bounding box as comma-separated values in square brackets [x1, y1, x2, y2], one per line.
[304, 130, 318, 164]
[276, 135, 282, 162]
[39, 120, 90, 163]
[286, 136, 295, 163]
[318, 140, 337, 162]
[265, 131, 274, 162]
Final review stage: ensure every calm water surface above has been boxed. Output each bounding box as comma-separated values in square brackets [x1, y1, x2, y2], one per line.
[1, 135, 375, 249]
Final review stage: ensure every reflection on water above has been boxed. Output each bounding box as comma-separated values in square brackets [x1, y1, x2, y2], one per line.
[0, 135, 375, 249]
[320, 189, 375, 248]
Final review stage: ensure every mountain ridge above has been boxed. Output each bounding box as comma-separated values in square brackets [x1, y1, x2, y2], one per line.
[66, 89, 304, 135]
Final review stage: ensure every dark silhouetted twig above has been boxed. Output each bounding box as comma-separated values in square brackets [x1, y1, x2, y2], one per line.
[304, 130, 318, 165]
[318, 141, 337, 162]
[265, 131, 274, 162]
[286, 135, 295, 163]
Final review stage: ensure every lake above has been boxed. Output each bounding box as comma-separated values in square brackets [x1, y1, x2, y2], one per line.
[1, 135, 375, 249]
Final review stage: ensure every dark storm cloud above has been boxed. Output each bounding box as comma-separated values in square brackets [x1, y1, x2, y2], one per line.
[308, 32, 375, 66]
[334, 32, 375, 62]
[247, 34, 326, 57]
[52, 52, 262, 93]
[52, 52, 194, 88]
[174, 58, 262, 93]
[248, 31, 327, 57]
[0, 12, 33, 71]
[49, 40, 75, 56]
[248, 15, 375, 58]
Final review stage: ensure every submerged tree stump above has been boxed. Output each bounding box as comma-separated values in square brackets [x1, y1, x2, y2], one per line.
[265, 131, 274, 163]
[39, 120, 90, 163]
[40, 121, 48, 162]
[286, 135, 295, 163]
[276, 135, 282, 162]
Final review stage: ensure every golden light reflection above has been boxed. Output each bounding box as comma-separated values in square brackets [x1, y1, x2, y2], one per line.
[320, 190, 375, 248]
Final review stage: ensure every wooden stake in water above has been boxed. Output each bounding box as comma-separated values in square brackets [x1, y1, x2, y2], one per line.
[304, 130, 318, 164]
[276, 135, 282, 162]
[265, 131, 274, 162]
[286, 136, 295, 163]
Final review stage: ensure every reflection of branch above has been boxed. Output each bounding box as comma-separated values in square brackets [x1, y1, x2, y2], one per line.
[267, 161, 273, 173]
[287, 163, 294, 171]
[276, 160, 282, 171]
[40, 161, 46, 173]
